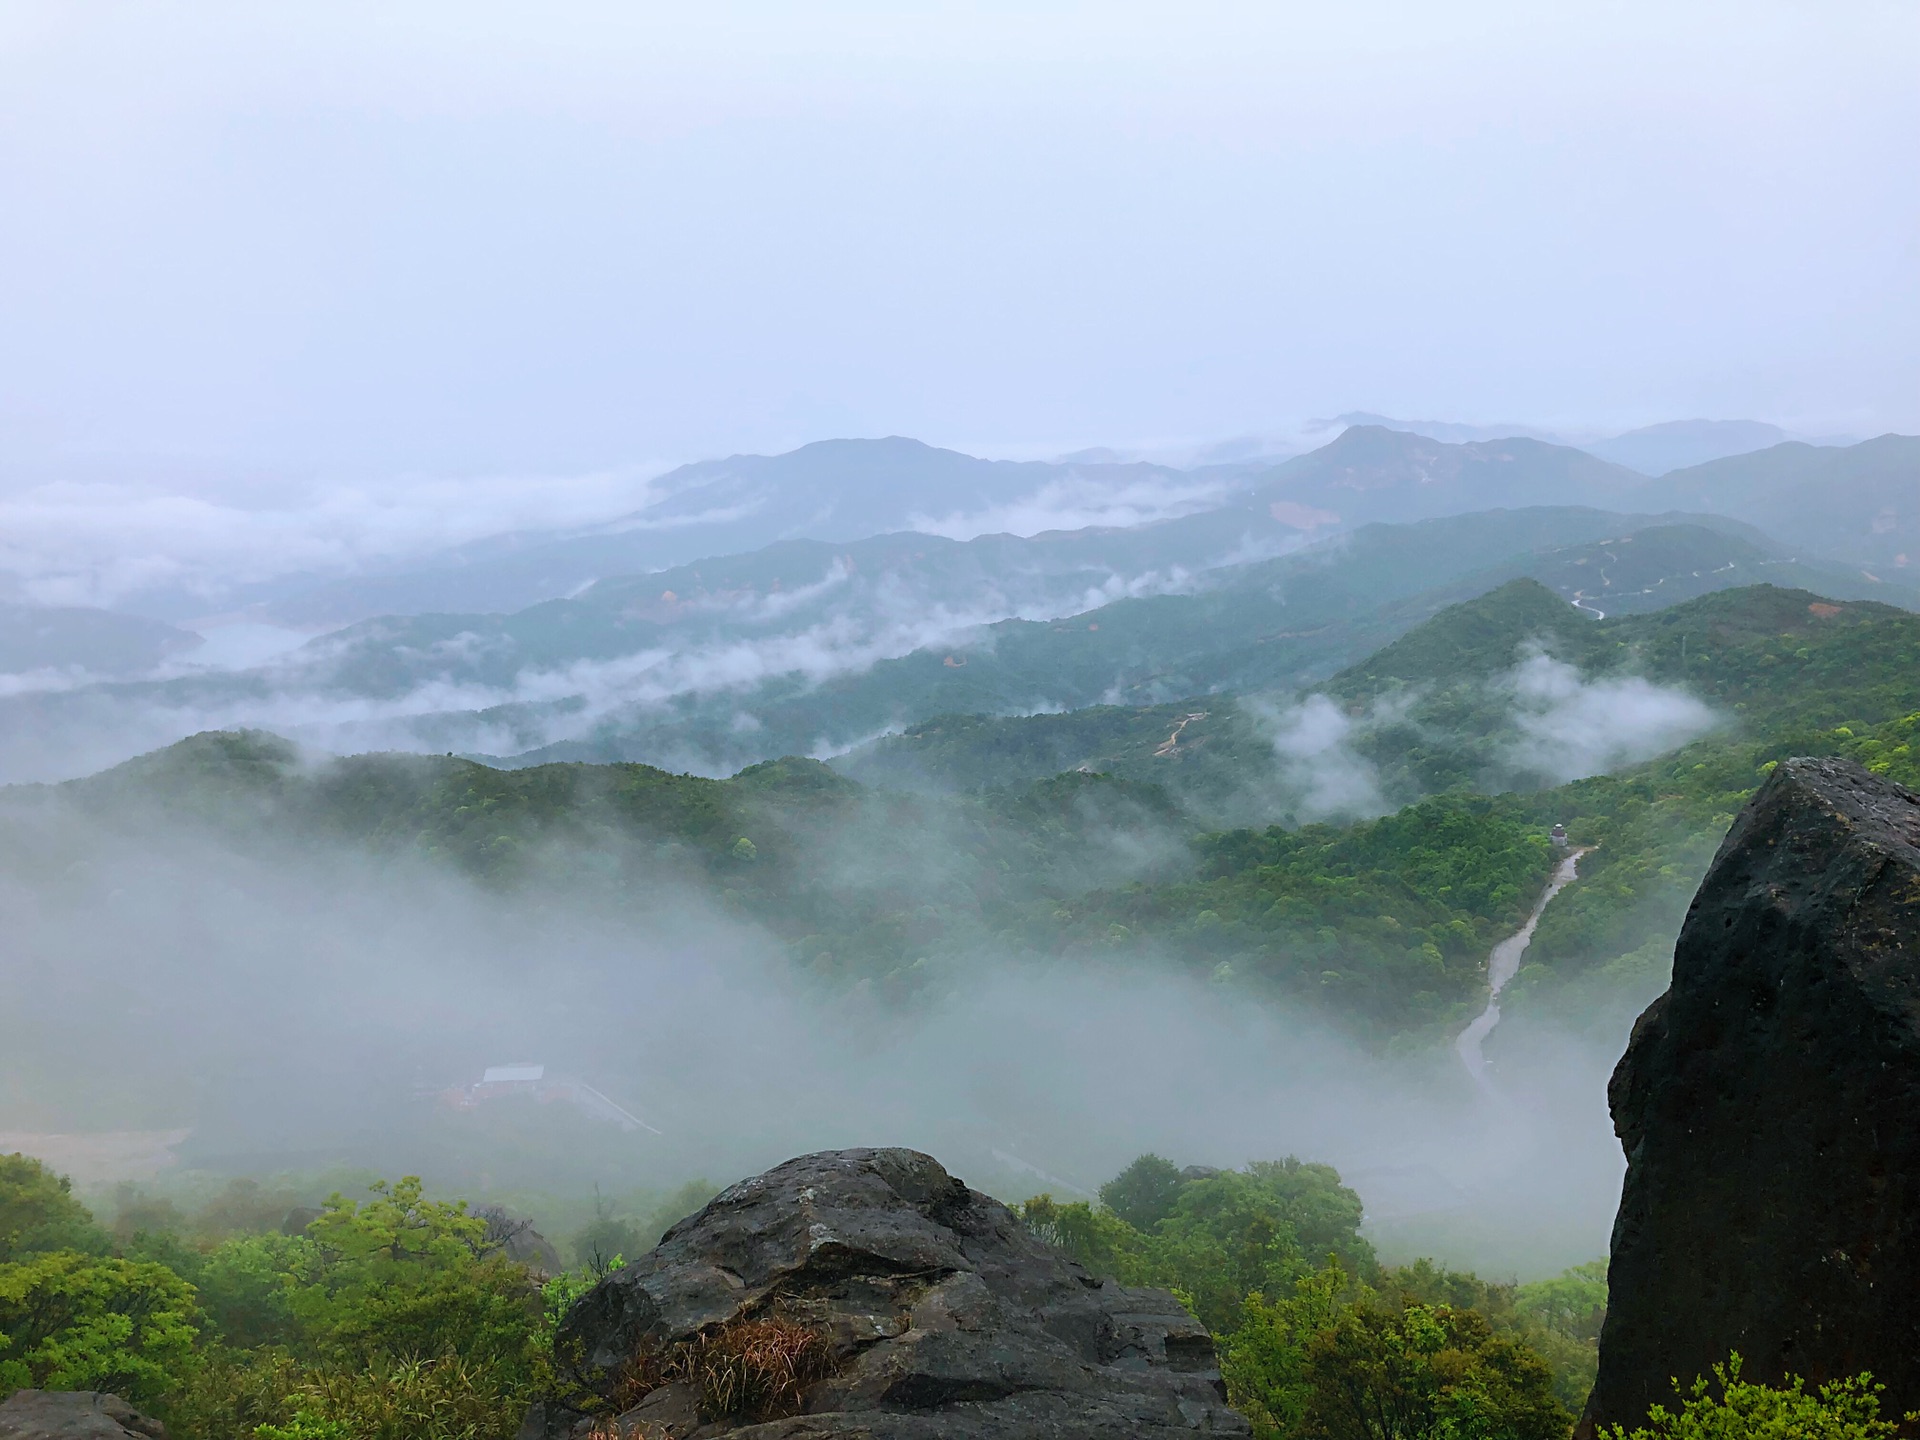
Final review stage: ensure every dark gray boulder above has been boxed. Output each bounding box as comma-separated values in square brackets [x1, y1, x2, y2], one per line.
[1582, 757, 1920, 1434]
[0, 1392, 167, 1440]
[542, 1146, 1249, 1438]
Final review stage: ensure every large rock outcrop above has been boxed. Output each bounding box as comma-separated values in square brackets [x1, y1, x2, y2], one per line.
[0, 1392, 167, 1440]
[1583, 757, 1920, 1433]
[537, 1147, 1249, 1438]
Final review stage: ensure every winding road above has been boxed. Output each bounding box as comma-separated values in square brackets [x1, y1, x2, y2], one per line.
[1455, 846, 1591, 1093]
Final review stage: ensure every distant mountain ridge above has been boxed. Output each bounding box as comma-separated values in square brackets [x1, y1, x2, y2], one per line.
[215, 426, 1912, 629]
[1584, 419, 1789, 475]
[1, 500, 1910, 786]
[1641, 433, 1920, 569]
[1249, 426, 1643, 527]
[257, 437, 1235, 627]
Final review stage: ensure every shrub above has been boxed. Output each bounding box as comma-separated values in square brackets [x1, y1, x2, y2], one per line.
[261, 1354, 526, 1440]
[0, 1249, 200, 1406]
[168, 1347, 531, 1440]
[0, 1153, 105, 1262]
[1300, 1301, 1570, 1440]
[1599, 1354, 1909, 1440]
[290, 1177, 540, 1366]
[1224, 1269, 1571, 1440]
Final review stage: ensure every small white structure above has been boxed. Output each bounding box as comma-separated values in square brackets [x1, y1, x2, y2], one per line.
[481, 1064, 545, 1085]
[443, 1063, 659, 1134]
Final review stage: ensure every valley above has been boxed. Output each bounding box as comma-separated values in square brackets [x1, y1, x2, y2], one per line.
[8, 12, 1917, 1431]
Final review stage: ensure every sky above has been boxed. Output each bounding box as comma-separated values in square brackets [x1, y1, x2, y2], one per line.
[1, 1, 1915, 484]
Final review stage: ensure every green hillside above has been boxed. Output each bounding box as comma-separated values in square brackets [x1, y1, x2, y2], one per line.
[843, 582, 1920, 1043]
[14, 578, 1920, 1059]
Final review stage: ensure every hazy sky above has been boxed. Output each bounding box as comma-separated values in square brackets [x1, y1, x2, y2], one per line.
[2, 1, 1916, 478]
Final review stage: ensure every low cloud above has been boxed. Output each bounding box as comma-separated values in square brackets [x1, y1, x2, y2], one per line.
[0, 462, 672, 611]
[1255, 693, 1392, 821]
[0, 555, 1229, 781]
[1503, 651, 1718, 783]
[0, 797, 1626, 1276]
[908, 470, 1240, 541]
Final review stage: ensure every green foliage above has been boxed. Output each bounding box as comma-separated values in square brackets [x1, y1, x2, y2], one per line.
[1382, 1257, 1604, 1414]
[289, 1177, 539, 1367]
[1221, 1264, 1350, 1437]
[80, 1174, 556, 1439]
[254, 1413, 350, 1440]
[253, 1354, 527, 1440]
[1224, 1266, 1571, 1440]
[1028, 1158, 1374, 1336]
[170, 1347, 527, 1440]
[1298, 1300, 1571, 1440]
[0, 1153, 105, 1262]
[0, 1249, 200, 1405]
[1599, 1354, 1907, 1440]
[1516, 1261, 1606, 1345]
[193, 1234, 312, 1349]
[1100, 1155, 1187, 1231]
[1068, 794, 1554, 1039]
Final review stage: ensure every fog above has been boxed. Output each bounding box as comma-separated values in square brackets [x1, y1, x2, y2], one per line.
[0, 795, 1626, 1277]
[1504, 652, 1720, 783]
[0, 546, 1231, 783]
[1258, 694, 1393, 821]
[2, 2, 1915, 496]
[10, 0, 1905, 1324]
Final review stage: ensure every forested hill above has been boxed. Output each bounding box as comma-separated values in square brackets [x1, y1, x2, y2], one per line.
[13, 578, 1920, 1048]
[840, 581, 1920, 813]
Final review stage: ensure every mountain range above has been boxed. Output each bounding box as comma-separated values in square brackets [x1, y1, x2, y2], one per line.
[0, 422, 1913, 785]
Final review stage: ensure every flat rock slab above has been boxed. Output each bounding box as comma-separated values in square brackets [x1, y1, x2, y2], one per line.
[0, 1392, 167, 1440]
[1583, 757, 1920, 1433]
[542, 1147, 1249, 1438]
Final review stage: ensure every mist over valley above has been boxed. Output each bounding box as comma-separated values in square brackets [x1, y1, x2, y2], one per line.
[4, 7, 1918, 1435]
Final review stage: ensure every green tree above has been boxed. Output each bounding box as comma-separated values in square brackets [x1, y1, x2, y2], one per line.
[193, 1233, 313, 1349]
[1298, 1301, 1570, 1440]
[1222, 1263, 1349, 1437]
[1598, 1355, 1907, 1440]
[1100, 1154, 1188, 1231]
[1149, 1175, 1311, 1334]
[1019, 1195, 1145, 1282]
[0, 1153, 104, 1262]
[289, 1177, 539, 1367]
[0, 1249, 200, 1406]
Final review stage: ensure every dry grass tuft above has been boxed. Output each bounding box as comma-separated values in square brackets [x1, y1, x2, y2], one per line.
[611, 1315, 836, 1425]
[678, 1316, 836, 1422]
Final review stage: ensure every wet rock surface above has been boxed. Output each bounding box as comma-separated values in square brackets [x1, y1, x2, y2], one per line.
[539, 1147, 1248, 1438]
[1583, 758, 1920, 1434]
[0, 1391, 167, 1440]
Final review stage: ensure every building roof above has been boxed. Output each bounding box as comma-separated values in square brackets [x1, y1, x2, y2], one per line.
[481, 1063, 545, 1083]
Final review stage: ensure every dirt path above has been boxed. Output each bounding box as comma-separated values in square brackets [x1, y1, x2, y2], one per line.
[1153, 711, 1209, 757]
[1455, 847, 1591, 1093]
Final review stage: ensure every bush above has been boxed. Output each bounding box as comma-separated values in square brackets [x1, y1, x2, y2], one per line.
[1599, 1354, 1909, 1440]
[1300, 1300, 1569, 1440]
[260, 1354, 527, 1440]
[0, 1153, 105, 1262]
[1223, 1266, 1570, 1440]
[0, 1249, 200, 1406]
[290, 1177, 540, 1366]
